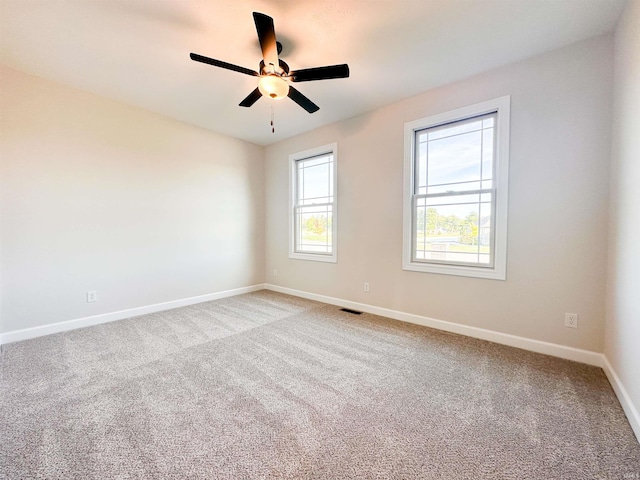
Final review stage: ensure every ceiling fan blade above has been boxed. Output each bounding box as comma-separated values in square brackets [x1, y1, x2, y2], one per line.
[190, 53, 259, 77]
[288, 86, 319, 113]
[253, 12, 279, 72]
[289, 64, 350, 82]
[239, 88, 262, 107]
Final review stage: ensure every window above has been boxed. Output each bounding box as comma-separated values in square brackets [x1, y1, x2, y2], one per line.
[403, 97, 510, 279]
[289, 143, 337, 262]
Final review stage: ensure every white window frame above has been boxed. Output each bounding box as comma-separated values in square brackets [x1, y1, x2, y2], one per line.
[289, 143, 338, 263]
[402, 96, 510, 280]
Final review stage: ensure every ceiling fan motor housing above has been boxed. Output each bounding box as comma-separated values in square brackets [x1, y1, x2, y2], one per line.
[259, 59, 290, 76]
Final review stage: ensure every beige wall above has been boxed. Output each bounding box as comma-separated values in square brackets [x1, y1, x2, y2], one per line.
[606, 0, 640, 421]
[265, 35, 613, 353]
[0, 66, 265, 333]
[0, 32, 622, 358]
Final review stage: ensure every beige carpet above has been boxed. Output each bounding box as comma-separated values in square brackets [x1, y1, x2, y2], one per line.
[1, 290, 638, 479]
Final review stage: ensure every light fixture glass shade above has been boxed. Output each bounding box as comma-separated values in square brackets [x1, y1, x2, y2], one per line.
[258, 75, 289, 100]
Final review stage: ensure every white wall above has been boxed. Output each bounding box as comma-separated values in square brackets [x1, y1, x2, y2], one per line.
[265, 35, 613, 353]
[606, 0, 640, 428]
[0, 66, 265, 334]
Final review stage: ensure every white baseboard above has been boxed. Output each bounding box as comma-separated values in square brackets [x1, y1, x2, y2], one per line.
[264, 283, 604, 367]
[601, 356, 640, 441]
[0, 284, 266, 346]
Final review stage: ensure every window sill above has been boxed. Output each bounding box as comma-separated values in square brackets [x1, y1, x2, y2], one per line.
[403, 261, 505, 280]
[289, 252, 337, 263]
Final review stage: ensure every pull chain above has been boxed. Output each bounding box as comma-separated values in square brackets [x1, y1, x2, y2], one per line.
[270, 104, 275, 134]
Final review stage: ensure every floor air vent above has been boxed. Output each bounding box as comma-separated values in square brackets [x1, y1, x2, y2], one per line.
[340, 308, 362, 315]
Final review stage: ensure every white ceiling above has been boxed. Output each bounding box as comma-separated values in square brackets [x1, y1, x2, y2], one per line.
[0, 0, 627, 146]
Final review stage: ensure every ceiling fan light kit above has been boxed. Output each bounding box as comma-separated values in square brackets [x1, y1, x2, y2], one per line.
[258, 75, 289, 99]
[190, 11, 349, 116]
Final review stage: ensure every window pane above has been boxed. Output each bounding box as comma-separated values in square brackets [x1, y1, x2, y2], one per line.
[421, 191, 492, 207]
[427, 130, 482, 187]
[416, 140, 428, 193]
[479, 200, 492, 249]
[298, 155, 333, 205]
[414, 199, 492, 266]
[416, 250, 491, 265]
[427, 119, 483, 141]
[300, 155, 331, 169]
[482, 128, 494, 181]
[482, 117, 494, 128]
[424, 180, 483, 195]
[414, 113, 497, 195]
[329, 161, 334, 199]
[296, 205, 333, 254]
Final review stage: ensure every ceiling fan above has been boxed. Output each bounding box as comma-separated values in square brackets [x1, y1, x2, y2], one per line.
[190, 12, 350, 114]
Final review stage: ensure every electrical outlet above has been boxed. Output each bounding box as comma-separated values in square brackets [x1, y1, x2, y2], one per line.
[87, 291, 97, 303]
[565, 313, 578, 328]
[363, 282, 370, 292]
[273, 268, 278, 277]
